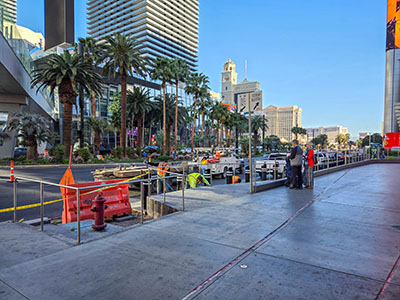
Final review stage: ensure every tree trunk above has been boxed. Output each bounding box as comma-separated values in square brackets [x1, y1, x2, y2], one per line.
[162, 81, 167, 155]
[201, 109, 205, 147]
[114, 129, 117, 148]
[216, 121, 220, 147]
[120, 73, 127, 158]
[94, 131, 101, 155]
[142, 113, 145, 148]
[26, 137, 37, 161]
[149, 122, 152, 145]
[167, 123, 172, 154]
[137, 112, 143, 149]
[78, 86, 84, 148]
[191, 95, 197, 152]
[229, 129, 232, 147]
[63, 102, 73, 159]
[174, 81, 179, 153]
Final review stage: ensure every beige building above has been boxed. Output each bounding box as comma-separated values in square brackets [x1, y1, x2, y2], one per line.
[221, 59, 261, 105]
[307, 126, 349, 143]
[263, 105, 303, 142]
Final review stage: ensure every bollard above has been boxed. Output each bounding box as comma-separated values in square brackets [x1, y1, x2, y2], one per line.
[91, 193, 107, 231]
[245, 166, 250, 183]
[182, 175, 185, 211]
[273, 159, 277, 181]
[226, 168, 233, 184]
[156, 177, 161, 194]
[336, 151, 339, 167]
[260, 164, 267, 181]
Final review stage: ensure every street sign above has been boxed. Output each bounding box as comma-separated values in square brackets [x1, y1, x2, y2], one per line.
[251, 91, 262, 112]
[237, 94, 249, 113]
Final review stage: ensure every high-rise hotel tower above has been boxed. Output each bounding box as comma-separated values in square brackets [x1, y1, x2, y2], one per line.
[87, 0, 199, 70]
[0, 0, 17, 23]
[384, 0, 400, 133]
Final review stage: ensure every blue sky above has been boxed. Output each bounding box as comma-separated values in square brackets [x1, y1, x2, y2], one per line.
[17, 0, 386, 137]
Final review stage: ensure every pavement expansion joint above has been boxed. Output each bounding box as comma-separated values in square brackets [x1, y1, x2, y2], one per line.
[0, 278, 30, 300]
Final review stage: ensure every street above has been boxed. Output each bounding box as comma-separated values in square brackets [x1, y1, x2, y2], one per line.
[0, 164, 245, 222]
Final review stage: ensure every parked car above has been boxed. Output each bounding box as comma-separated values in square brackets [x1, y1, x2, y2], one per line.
[14, 147, 27, 158]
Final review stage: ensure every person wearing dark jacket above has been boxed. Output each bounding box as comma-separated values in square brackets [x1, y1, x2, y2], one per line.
[288, 139, 303, 189]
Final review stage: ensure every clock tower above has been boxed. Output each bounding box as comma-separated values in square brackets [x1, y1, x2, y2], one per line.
[221, 59, 237, 105]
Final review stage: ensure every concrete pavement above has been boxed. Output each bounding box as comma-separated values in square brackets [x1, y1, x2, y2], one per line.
[0, 163, 399, 299]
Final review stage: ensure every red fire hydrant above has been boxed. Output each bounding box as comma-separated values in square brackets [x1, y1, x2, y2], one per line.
[91, 193, 108, 231]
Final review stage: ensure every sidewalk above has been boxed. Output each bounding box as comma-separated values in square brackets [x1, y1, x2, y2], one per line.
[0, 163, 399, 299]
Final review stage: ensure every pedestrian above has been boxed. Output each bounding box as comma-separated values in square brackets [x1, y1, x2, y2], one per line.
[304, 141, 314, 189]
[288, 139, 303, 189]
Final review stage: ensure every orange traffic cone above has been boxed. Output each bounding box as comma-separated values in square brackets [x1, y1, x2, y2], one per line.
[10, 160, 14, 182]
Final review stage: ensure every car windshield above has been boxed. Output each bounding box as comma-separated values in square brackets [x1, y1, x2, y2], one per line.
[269, 154, 286, 160]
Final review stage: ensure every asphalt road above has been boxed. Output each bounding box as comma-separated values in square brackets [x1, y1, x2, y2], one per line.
[0, 165, 246, 222]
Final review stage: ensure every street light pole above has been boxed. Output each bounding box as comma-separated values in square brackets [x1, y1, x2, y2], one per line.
[248, 92, 252, 193]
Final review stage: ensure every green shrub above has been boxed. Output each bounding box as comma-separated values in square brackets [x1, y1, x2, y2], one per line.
[77, 147, 91, 162]
[51, 145, 65, 163]
[126, 147, 135, 159]
[158, 155, 170, 162]
[15, 155, 26, 162]
[111, 147, 123, 160]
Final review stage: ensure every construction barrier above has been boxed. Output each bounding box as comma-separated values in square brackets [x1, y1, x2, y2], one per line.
[62, 179, 131, 224]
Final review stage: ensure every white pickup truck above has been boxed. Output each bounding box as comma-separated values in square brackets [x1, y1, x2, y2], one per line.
[255, 153, 287, 178]
[196, 155, 244, 178]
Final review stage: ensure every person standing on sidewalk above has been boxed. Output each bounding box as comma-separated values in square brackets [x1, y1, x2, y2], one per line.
[304, 142, 314, 189]
[289, 139, 303, 189]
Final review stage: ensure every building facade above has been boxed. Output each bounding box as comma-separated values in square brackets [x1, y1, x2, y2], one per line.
[87, 0, 199, 70]
[0, 0, 17, 24]
[221, 59, 261, 106]
[263, 105, 303, 142]
[306, 126, 349, 143]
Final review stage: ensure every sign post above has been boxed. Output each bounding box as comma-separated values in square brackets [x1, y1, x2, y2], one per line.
[248, 93, 252, 193]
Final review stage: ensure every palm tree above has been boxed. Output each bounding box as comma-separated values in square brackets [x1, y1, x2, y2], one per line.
[211, 102, 228, 146]
[75, 37, 103, 147]
[127, 87, 151, 149]
[198, 93, 212, 146]
[251, 115, 268, 154]
[291, 126, 307, 141]
[185, 72, 210, 152]
[31, 51, 103, 158]
[151, 57, 173, 155]
[154, 93, 187, 153]
[7, 113, 52, 160]
[102, 33, 148, 158]
[87, 118, 111, 155]
[170, 58, 189, 152]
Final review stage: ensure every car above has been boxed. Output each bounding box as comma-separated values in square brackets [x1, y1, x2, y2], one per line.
[14, 147, 27, 158]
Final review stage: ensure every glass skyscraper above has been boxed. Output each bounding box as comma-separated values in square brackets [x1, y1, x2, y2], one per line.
[87, 0, 199, 70]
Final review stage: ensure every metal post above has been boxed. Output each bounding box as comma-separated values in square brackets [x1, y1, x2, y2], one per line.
[140, 181, 144, 224]
[233, 163, 236, 183]
[40, 182, 44, 231]
[327, 154, 329, 169]
[345, 152, 347, 165]
[248, 92, 253, 193]
[13, 179, 17, 223]
[76, 189, 81, 245]
[182, 175, 185, 211]
[273, 159, 277, 181]
[162, 176, 166, 215]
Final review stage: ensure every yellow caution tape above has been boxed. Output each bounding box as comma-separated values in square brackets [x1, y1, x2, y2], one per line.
[0, 172, 149, 213]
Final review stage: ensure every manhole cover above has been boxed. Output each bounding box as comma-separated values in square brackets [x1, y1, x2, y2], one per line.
[393, 225, 400, 231]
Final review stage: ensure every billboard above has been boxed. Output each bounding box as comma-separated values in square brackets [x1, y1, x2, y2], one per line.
[383, 132, 400, 150]
[387, 0, 400, 50]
